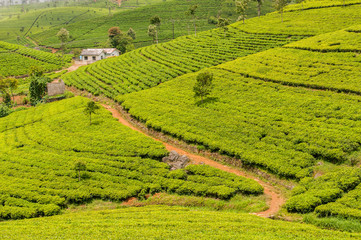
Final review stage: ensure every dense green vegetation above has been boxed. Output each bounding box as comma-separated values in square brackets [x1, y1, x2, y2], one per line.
[285, 167, 361, 221]
[119, 66, 361, 178]
[1, 206, 361, 239]
[0, 97, 263, 220]
[0, 41, 70, 77]
[235, 1, 361, 35]
[63, 27, 302, 97]
[30, 0, 275, 48]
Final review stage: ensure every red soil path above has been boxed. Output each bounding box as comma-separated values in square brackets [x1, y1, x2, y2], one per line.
[103, 105, 285, 218]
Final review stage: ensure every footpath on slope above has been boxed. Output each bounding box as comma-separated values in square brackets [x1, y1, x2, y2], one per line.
[103, 105, 285, 218]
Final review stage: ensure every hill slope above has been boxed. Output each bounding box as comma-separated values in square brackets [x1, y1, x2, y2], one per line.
[1, 206, 360, 239]
[30, 0, 275, 48]
[62, 0, 361, 99]
[0, 41, 71, 77]
[0, 97, 263, 220]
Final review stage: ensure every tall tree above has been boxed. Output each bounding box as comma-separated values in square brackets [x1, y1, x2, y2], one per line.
[84, 100, 100, 124]
[108, 27, 133, 54]
[29, 69, 49, 106]
[235, 0, 249, 24]
[56, 28, 69, 64]
[127, 27, 136, 40]
[217, 17, 230, 36]
[150, 15, 161, 44]
[148, 25, 157, 44]
[274, 0, 288, 22]
[187, 5, 198, 36]
[193, 72, 214, 104]
[254, 0, 263, 17]
[74, 161, 86, 181]
[7, 78, 18, 104]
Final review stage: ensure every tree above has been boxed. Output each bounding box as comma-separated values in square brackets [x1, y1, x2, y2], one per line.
[56, 28, 69, 64]
[29, 75, 48, 106]
[127, 27, 136, 40]
[193, 72, 214, 104]
[84, 100, 100, 124]
[236, 0, 249, 24]
[150, 15, 161, 44]
[254, 0, 263, 17]
[187, 5, 198, 36]
[274, 0, 288, 22]
[0, 77, 18, 106]
[7, 78, 18, 104]
[108, 27, 134, 54]
[148, 25, 157, 44]
[57, 28, 69, 52]
[73, 48, 81, 59]
[217, 17, 230, 36]
[74, 161, 86, 181]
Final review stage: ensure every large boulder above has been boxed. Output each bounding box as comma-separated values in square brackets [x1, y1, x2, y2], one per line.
[162, 150, 190, 170]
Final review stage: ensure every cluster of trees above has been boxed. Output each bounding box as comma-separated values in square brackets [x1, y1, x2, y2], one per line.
[107, 27, 136, 54]
[236, 0, 292, 23]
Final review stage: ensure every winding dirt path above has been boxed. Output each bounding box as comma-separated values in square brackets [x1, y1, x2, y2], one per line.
[103, 105, 285, 218]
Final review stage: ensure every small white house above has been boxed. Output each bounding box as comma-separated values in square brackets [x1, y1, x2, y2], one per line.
[79, 48, 120, 64]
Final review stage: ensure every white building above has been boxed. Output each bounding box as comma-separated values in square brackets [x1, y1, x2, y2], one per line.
[79, 48, 120, 64]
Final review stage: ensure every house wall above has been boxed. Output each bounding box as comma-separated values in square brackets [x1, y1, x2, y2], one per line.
[47, 80, 65, 96]
[80, 53, 105, 63]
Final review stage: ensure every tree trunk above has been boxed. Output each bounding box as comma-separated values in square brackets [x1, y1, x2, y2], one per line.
[78, 170, 80, 181]
[281, 11, 283, 23]
[156, 30, 158, 44]
[243, 18, 245, 24]
[10, 89, 14, 105]
[90, 113, 92, 125]
[194, 18, 197, 36]
[257, 3, 261, 17]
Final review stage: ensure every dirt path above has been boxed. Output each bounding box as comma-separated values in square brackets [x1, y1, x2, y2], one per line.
[103, 105, 285, 218]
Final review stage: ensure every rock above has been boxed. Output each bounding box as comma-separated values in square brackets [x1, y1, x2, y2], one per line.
[162, 151, 190, 170]
[316, 161, 323, 166]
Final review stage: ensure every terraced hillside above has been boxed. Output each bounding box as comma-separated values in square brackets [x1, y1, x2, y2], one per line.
[62, 0, 361, 99]
[0, 41, 71, 77]
[63, 28, 301, 98]
[30, 0, 274, 48]
[0, 97, 263, 220]
[1, 206, 361, 240]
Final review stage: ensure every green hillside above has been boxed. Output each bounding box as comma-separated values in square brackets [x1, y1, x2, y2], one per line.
[30, 0, 275, 48]
[0, 97, 263, 220]
[0, 0, 164, 46]
[0, 41, 71, 77]
[1, 206, 361, 239]
[63, 27, 301, 98]
[61, 0, 361, 99]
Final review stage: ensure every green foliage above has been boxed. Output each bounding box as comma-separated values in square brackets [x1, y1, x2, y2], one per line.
[193, 72, 214, 104]
[286, 194, 322, 213]
[108, 27, 134, 54]
[127, 27, 136, 40]
[74, 161, 86, 181]
[0, 97, 263, 220]
[63, 27, 300, 98]
[56, 28, 69, 50]
[1, 206, 361, 239]
[236, 0, 250, 23]
[0, 41, 70, 77]
[84, 100, 100, 124]
[0, 104, 11, 118]
[120, 65, 361, 178]
[29, 0, 275, 49]
[29, 75, 49, 106]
